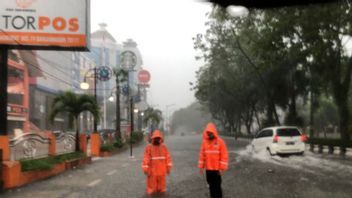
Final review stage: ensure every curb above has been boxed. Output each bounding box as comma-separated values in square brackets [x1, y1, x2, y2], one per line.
[308, 145, 352, 156]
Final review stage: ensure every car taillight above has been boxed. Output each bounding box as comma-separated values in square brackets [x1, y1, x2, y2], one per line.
[273, 135, 279, 143]
[301, 134, 308, 142]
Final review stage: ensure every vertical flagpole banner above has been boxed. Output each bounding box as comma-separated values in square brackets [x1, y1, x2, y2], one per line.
[0, 0, 90, 50]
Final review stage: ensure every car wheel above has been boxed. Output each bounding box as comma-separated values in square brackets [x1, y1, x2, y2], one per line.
[298, 151, 304, 156]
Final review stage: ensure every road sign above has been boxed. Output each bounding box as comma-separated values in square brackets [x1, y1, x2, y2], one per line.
[122, 85, 129, 96]
[96, 66, 112, 81]
[138, 70, 151, 84]
[133, 95, 141, 103]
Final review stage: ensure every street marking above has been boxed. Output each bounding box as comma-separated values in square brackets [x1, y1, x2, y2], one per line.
[106, 170, 117, 176]
[87, 179, 102, 187]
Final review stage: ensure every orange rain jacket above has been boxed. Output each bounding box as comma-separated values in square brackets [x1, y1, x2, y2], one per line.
[198, 122, 229, 171]
[142, 130, 172, 176]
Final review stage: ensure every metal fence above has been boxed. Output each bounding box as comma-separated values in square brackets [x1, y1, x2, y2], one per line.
[54, 131, 76, 155]
[10, 133, 50, 161]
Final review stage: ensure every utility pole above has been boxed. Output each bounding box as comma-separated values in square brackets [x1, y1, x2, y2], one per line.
[0, 46, 8, 135]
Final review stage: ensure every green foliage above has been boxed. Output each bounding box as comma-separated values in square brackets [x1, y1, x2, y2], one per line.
[49, 91, 100, 151]
[20, 152, 85, 172]
[113, 139, 124, 148]
[49, 91, 100, 126]
[21, 159, 55, 172]
[143, 108, 163, 129]
[127, 132, 144, 144]
[170, 102, 211, 134]
[193, 2, 352, 141]
[100, 143, 114, 152]
[55, 152, 85, 162]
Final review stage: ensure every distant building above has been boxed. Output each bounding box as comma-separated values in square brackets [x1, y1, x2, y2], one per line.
[84, 23, 123, 129]
[9, 23, 148, 136]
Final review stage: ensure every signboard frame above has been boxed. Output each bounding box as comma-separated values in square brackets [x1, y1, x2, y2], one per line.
[0, 0, 91, 51]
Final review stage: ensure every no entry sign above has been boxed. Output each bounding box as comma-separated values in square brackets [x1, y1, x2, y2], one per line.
[138, 70, 151, 84]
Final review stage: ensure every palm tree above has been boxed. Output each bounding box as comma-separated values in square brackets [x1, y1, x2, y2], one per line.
[113, 68, 128, 140]
[49, 91, 100, 152]
[143, 107, 163, 133]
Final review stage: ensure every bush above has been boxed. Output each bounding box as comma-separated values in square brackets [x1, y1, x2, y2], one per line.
[20, 152, 85, 172]
[113, 139, 124, 148]
[55, 152, 85, 162]
[100, 143, 114, 152]
[127, 132, 144, 144]
[21, 159, 54, 172]
[307, 138, 352, 148]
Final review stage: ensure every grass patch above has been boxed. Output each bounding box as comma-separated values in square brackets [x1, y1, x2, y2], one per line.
[100, 143, 114, 152]
[20, 152, 85, 172]
[55, 152, 85, 162]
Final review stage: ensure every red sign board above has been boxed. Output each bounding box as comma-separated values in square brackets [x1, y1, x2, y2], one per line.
[138, 70, 151, 84]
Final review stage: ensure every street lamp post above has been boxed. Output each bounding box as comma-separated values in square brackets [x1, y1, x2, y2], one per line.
[121, 50, 137, 158]
[80, 66, 112, 132]
[81, 68, 98, 132]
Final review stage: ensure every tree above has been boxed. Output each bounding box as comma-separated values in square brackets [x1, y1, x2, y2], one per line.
[113, 68, 128, 140]
[49, 91, 100, 151]
[300, 2, 352, 143]
[193, 2, 352, 144]
[143, 108, 162, 133]
[170, 102, 211, 134]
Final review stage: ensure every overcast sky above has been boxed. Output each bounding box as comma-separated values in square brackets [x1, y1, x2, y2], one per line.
[91, 0, 212, 114]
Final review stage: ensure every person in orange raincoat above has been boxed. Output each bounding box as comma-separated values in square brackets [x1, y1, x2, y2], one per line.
[142, 130, 172, 196]
[198, 122, 229, 198]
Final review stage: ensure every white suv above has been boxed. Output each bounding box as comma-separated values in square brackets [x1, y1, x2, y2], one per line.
[251, 126, 307, 155]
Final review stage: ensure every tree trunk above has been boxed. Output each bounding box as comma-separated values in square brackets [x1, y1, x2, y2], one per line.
[273, 103, 280, 126]
[266, 100, 276, 127]
[288, 88, 297, 123]
[337, 99, 350, 143]
[309, 91, 315, 138]
[75, 117, 80, 152]
[252, 105, 261, 129]
[254, 109, 261, 129]
[232, 124, 238, 140]
[116, 80, 121, 140]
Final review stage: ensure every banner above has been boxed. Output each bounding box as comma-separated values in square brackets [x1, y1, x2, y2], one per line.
[0, 0, 90, 50]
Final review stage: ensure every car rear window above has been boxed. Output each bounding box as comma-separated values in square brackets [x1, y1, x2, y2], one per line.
[277, 128, 301, 136]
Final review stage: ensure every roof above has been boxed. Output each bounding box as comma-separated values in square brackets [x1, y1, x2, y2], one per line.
[260, 126, 300, 131]
[91, 23, 116, 43]
[91, 30, 116, 43]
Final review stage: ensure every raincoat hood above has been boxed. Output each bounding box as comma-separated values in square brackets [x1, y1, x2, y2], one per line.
[202, 122, 219, 141]
[151, 130, 164, 143]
